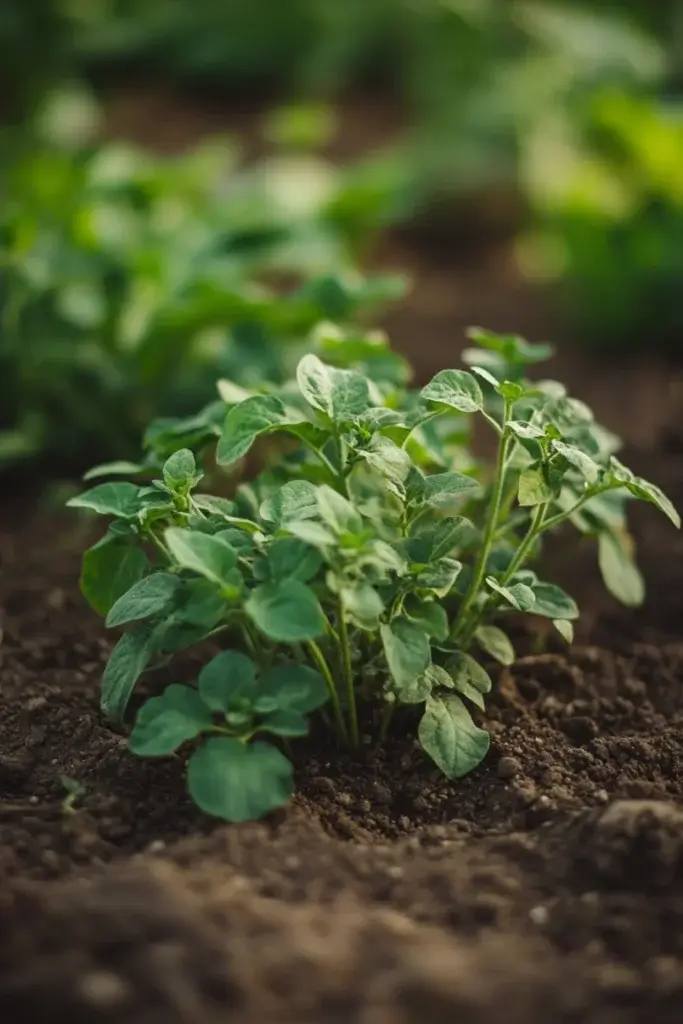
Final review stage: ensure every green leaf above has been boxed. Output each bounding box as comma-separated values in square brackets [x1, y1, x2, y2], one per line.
[626, 477, 680, 529]
[419, 694, 490, 779]
[165, 528, 237, 589]
[67, 482, 140, 519]
[178, 578, 229, 629]
[187, 738, 293, 821]
[381, 618, 431, 694]
[553, 619, 574, 643]
[316, 485, 363, 534]
[258, 662, 328, 713]
[198, 651, 257, 712]
[101, 626, 154, 723]
[83, 461, 148, 481]
[508, 420, 544, 440]
[393, 665, 436, 704]
[246, 581, 326, 642]
[498, 381, 525, 401]
[407, 517, 476, 562]
[259, 709, 309, 737]
[421, 471, 481, 507]
[260, 481, 318, 526]
[285, 520, 337, 548]
[528, 581, 579, 620]
[163, 449, 198, 491]
[403, 597, 449, 641]
[217, 395, 296, 466]
[415, 558, 462, 598]
[598, 531, 645, 608]
[106, 572, 180, 628]
[296, 353, 370, 421]
[266, 537, 322, 583]
[486, 578, 536, 612]
[446, 651, 492, 696]
[129, 685, 213, 756]
[475, 625, 515, 666]
[80, 537, 148, 617]
[551, 441, 600, 484]
[421, 369, 483, 413]
[518, 466, 554, 506]
[342, 582, 384, 629]
[357, 436, 411, 487]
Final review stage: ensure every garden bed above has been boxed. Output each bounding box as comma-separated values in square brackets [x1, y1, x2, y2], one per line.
[1, 303, 683, 1022]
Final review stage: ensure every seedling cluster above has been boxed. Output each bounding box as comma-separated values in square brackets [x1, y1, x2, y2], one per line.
[70, 326, 680, 821]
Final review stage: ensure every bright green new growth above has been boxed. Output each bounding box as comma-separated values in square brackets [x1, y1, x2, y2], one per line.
[70, 325, 680, 822]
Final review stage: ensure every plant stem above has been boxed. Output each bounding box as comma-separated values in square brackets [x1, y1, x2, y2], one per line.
[454, 402, 512, 641]
[337, 595, 360, 747]
[379, 702, 395, 742]
[306, 639, 348, 743]
[499, 501, 549, 586]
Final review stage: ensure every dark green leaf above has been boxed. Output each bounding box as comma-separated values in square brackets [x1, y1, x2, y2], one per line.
[217, 395, 295, 466]
[407, 517, 476, 562]
[67, 482, 140, 519]
[129, 685, 213, 756]
[259, 709, 309, 737]
[296, 353, 370, 421]
[187, 738, 293, 821]
[342, 582, 384, 629]
[381, 618, 431, 694]
[420, 369, 483, 413]
[163, 449, 199, 491]
[474, 625, 515, 666]
[165, 528, 237, 589]
[266, 537, 322, 583]
[357, 436, 411, 487]
[101, 626, 154, 723]
[106, 572, 180, 628]
[80, 537, 148, 617]
[415, 558, 462, 597]
[528, 581, 579, 620]
[258, 662, 328, 713]
[446, 651, 492, 695]
[198, 651, 257, 712]
[551, 441, 599, 484]
[403, 597, 449, 641]
[260, 480, 318, 526]
[419, 694, 490, 778]
[246, 581, 326, 642]
[626, 477, 680, 528]
[316, 485, 363, 534]
[486, 578, 536, 611]
[421, 471, 481, 507]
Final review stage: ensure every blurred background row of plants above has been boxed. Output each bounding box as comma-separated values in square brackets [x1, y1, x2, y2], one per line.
[2, 0, 682, 477]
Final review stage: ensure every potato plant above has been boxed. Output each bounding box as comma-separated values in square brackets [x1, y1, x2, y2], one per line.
[70, 328, 680, 822]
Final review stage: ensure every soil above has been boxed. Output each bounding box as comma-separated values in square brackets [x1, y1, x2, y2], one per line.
[2, 87, 683, 1024]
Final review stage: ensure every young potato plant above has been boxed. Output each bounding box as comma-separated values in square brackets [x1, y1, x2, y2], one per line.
[70, 328, 680, 822]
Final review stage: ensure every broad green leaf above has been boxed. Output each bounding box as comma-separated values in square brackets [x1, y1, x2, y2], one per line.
[475, 624, 515, 665]
[217, 395, 295, 466]
[68, 482, 140, 519]
[285, 519, 336, 548]
[421, 369, 483, 413]
[258, 662, 328, 713]
[163, 449, 198, 491]
[598, 531, 645, 608]
[471, 365, 499, 388]
[178, 578, 228, 629]
[553, 619, 574, 643]
[260, 481, 318, 526]
[421, 471, 481, 507]
[316, 485, 363, 534]
[129, 685, 213, 756]
[106, 572, 180, 628]
[342, 582, 384, 629]
[508, 421, 544, 440]
[80, 537, 148, 617]
[259, 709, 309, 737]
[528, 581, 579, 620]
[381, 618, 431, 694]
[101, 626, 154, 723]
[192, 495, 237, 518]
[296, 353, 370, 421]
[188, 738, 293, 821]
[419, 694, 490, 778]
[415, 557, 462, 597]
[266, 537, 322, 583]
[403, 597, 449, 641]
[357, 436, 411, 487]
[486, 577, 536, 611]
[407, 516, 476, 562]
[198, 651, 258, 712]
[165, 528, 237, 589]
[498, 381, 525, 401]
[551, 441, 599, 484]
[83, 461, 148, 481]
[518, 466, 554, 506]
[446, 651, 492, 695]
[393, 665, 436, 704]
[246, 581, 326, 642]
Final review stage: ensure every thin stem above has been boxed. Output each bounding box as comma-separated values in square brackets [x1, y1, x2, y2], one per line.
[540, 487, 609, 533]
[379, 702, 395, 742]
[306, 639, 348, 743]
[337, 595, 360, 747]
[499, 502, 549, 586]
[454, 402, 512, 639]
[298, 435, 341, 485]
[400, 410, 443, 449]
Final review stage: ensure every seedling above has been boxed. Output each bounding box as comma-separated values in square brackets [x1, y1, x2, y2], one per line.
[60, 775, 86, 815]
[70, 327, 680, 822]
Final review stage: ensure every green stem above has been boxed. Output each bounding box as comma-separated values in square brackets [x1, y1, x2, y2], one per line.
[337, 595, 359, 747]
[379, 702, 395, 742]
[454, 403, 512, 640]
[307, 639, 348, 743]
[499, 501, 549, 586]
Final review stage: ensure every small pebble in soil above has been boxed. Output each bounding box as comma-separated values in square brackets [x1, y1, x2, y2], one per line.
[76, 970, 131, 1010]
[530, 905, 549, 926]
[147, 839, 166, 854]
[497, 756, 521, 779]
[371, 781, 393, 806]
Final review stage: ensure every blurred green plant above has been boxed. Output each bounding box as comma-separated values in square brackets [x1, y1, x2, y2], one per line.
[520, 89, 683, 350]
[0, 91, 410, 473]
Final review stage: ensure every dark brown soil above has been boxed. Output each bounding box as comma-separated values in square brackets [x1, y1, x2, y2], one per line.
[1, 86, 683, 1024]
